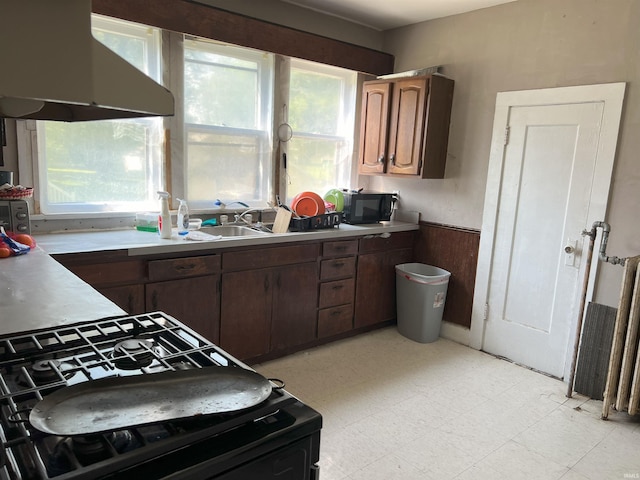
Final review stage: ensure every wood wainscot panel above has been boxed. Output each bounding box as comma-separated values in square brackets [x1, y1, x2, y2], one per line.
[414, 222, 480, 328]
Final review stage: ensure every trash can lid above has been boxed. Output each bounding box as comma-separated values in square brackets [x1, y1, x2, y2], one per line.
[396, 263, 450, 285]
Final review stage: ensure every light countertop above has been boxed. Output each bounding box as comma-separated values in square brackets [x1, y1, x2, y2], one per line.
[0, 248, 126, 336]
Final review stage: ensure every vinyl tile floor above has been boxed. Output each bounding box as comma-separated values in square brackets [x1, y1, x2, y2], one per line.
[254, 327, 640, 480]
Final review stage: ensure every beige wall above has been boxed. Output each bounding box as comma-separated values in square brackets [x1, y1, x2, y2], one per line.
[372, 0, 640, 306]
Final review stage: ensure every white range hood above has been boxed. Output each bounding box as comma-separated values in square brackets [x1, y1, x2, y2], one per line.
[0, 0, 174, 122]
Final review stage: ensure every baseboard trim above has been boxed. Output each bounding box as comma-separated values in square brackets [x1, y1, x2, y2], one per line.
[440, 321, 471, 346]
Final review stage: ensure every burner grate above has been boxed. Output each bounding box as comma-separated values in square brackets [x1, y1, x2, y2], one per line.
[0, 312, 296, 480]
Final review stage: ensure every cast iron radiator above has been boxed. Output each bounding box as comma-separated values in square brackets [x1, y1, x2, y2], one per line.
[602, 255, 640, 418]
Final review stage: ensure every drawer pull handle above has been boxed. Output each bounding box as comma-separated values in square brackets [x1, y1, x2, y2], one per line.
[332, 284, 344, 290]
[332, 262, 345, 268]
[176, 264, 196, 271]
[330, 310, 342, 317]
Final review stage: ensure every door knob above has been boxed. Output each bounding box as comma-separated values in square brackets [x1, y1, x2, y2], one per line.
[564, 239, 577, 267]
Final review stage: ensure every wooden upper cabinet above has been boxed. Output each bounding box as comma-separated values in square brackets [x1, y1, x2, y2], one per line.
[358, 82, 392, 174]
[387, 77, 428, 175]
[358, 74, 454, 178]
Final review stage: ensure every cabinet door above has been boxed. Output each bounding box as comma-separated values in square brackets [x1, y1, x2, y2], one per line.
[354, 248, 413, 328]
[146, 275, 220, 343]
[358, 82, 391, 174]
[271, 262, 318, 352]
[387, 77, 428, 175]
[220, 270, 272, 360]
[98, 284, 145, 315]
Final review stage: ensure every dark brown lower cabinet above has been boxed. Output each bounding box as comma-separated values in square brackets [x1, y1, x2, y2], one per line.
[220, 261, 318, 361]
[220, 269, 272, 360]
[354, 232, 415, 328]
[146, 275, 220, 343]
[271, 262, 318, 352]
[98, 284, 145, 315]
[55, 232, 417, 362]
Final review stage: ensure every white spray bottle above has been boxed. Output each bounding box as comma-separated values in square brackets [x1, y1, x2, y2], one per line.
[157, 191, 172, 239]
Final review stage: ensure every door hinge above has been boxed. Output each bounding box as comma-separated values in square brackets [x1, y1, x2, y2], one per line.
[483, 302, 489, 321]
[503, 126, 510, 146]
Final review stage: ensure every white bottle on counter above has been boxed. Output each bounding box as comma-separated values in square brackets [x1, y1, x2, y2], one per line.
[177, 198, 189, 235]
[158, 191, 172, 239]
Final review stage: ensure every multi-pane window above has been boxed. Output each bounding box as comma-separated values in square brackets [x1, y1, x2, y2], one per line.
[36, 15, 164, 214]
[286, 59, 356, 202]
[26, 17, 357, 216]
[183, 40, 273, 208]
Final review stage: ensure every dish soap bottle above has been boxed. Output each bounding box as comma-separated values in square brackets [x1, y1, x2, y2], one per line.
[157, 191, 172, 239]
[177, 198, 189, 235]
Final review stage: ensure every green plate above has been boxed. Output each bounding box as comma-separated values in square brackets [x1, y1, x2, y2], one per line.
[324, 189, 344, 212]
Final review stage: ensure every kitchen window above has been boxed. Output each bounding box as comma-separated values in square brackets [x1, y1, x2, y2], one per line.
[20, 16, 357, 217]
[285, 59, 356, 203]
[35, 15, 164, 214]
[182, 39, 274, 209]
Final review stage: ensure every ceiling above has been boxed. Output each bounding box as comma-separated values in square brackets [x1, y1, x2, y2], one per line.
[282, 0, 518, 30]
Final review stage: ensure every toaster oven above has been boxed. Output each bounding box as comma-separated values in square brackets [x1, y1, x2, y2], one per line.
[0, 199, 31, 234]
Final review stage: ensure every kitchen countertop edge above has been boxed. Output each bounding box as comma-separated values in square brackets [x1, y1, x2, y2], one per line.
[35, 221, 419, 256]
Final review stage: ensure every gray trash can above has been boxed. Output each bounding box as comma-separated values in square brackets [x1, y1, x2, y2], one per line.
[395, 263, 451, 343]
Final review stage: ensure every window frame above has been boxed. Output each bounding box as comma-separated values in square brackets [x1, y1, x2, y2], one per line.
[179, 38, 275, 210]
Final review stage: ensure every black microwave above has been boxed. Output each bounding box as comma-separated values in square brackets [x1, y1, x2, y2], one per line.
[342, 191, 395, 224]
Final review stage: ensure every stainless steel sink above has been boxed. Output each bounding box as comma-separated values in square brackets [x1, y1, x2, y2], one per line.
[199, 225, 268, 237]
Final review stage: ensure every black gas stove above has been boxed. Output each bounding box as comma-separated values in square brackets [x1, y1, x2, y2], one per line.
[0, 312, 321, 479]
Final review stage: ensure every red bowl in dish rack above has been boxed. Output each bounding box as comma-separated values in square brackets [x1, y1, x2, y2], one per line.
[291, 191, 325, 217]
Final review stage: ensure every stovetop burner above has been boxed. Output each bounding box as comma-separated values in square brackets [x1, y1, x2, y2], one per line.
[0, 312, 303, 480]
[20, 360, 76, 387]
[110, 339, 156, 370]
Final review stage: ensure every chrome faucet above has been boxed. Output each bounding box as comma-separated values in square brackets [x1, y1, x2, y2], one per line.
[234, 208, 262, 226]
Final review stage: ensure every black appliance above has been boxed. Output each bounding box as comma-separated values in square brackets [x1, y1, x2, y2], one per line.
[0, 312, 321, 479]
[341, 191, 395, 224]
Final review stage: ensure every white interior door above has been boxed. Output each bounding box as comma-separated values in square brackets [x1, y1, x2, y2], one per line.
[471, 83, 625, 379]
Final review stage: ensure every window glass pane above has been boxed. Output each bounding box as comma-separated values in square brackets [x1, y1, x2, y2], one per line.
[184, 59, 258, 128]
[286, 137, 351, 198]
[42, 121, 154, 204]
[290, 71, 342, 136]
[93, 31, 147, 73]
[186, 129, 269, 202]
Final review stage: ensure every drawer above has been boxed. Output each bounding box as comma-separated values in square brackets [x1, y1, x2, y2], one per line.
[320, 257, 356, 281]
[64, 260, 146, 286]
[358, 231, 416, 253]
[318, 304, 353, 338]
[148, 255, 221, 281]
[223, 244, 319, 271]
[323, 240, 358, 257]
[319, 278, 355, 309]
